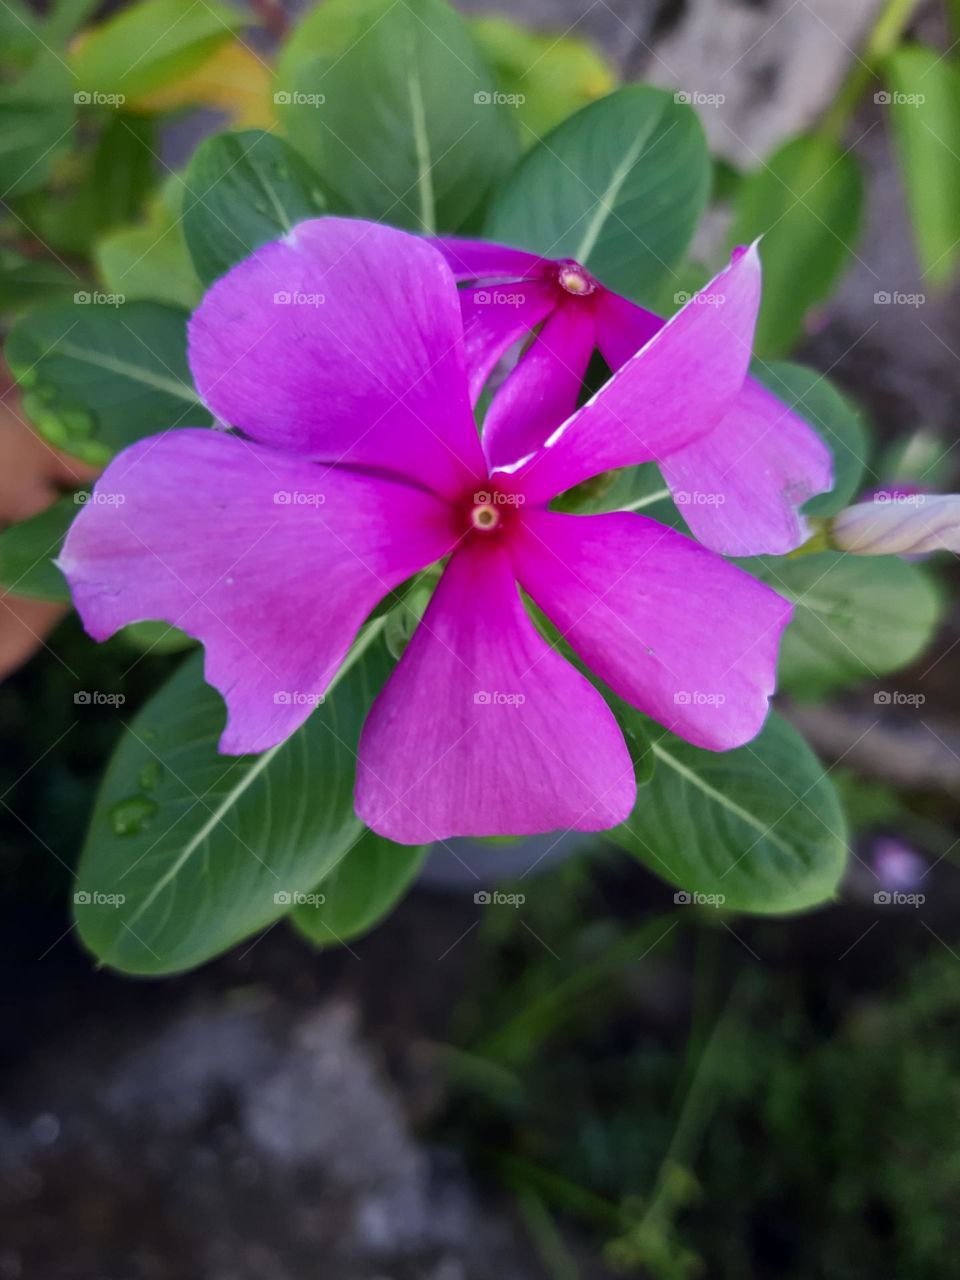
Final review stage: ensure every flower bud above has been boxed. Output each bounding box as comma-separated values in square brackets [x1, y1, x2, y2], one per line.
[832, 493, 960, 555]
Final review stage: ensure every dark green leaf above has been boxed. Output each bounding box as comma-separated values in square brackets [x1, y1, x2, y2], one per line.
[183, 129, 331, 284]
[276, 0, 518, 232]
[0, 54, 74, 198]
[748, 551, 942, 699]
[292, 827, 428, 948]
[485, 86, 710, 305]
[0, 250, 79, 317]
[610, 711, 847, 913]
[73, 626, 393, 975]
[118, 620, 195, 654]
[0, 495, 73, 601]
[730, 132, 864, 356]
[5, 299, 209, 462]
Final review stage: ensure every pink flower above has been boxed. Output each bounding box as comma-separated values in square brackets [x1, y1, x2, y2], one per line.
[59, 219, 792, 844]
[433, 237, 833, 556]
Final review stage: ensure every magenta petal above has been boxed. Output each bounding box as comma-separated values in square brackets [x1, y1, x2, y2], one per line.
[594, 289, 663, 367]
[597, 287, 832, 555]
[355, 541, 636, 844]
[659, 377, 834, 555]
[430, 236, 548, 281]
[59, 430, 456, 754]
[508, 509, 792, 751]
[188, 217, 486, 500]
[459, 281, 557, 404]
[498, 246, 762, 504]
[482, 298, 598, 470]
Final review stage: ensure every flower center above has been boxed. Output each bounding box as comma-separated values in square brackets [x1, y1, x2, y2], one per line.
[470, 501, 501, 533]
[557, 261, 595, 296]
[461, 487, 523, 538]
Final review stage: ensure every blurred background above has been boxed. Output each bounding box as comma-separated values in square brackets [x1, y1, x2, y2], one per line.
[2, 0, 960, 1277]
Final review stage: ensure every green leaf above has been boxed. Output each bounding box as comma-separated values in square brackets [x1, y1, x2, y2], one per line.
[118, 620, 195, 654]
[0, 0, 42, 73]
[73, 625, 393, 975]
[884, 44, 960, 287]
[16, 112, 158, 257]
[0, 495, 73, 601]
[0, 54, 74, 198]
[96, 176, 202, 307]
[5, 299, 209, 462]
[484, 86, 710, 305]
[610, 712, 847, 913]
[276, 0, 518, 232]
[751, 360, 870, 517]
[747, 551, 942, 699]
[292, 827, 428, 948]
[0, 250, 79, 317]
[730, 132, 864, 356]
[468, 16, 616, 146]
[182, 130, 331, 284]
[71, 0, 235, 100]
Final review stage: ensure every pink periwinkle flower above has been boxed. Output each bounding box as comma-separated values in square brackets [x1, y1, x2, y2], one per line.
[60, 218, 793, 845]
[433, 236, 833, 556]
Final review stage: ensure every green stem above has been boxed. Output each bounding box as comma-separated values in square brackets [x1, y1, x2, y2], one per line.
[819, 0, 923, 143]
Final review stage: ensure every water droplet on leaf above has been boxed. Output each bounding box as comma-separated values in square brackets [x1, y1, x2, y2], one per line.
[109, 794, 158, 836]
[138, 761, 163, 790]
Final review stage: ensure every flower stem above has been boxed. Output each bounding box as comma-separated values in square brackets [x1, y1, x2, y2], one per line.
[818, 0, 924, 143]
